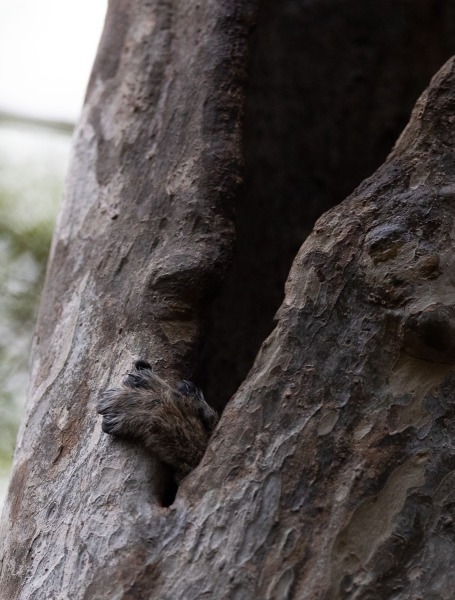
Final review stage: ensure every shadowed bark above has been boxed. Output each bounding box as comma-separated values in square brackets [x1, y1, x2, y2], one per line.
[204, 0, 455, 411]
[1, 0, 455, 598]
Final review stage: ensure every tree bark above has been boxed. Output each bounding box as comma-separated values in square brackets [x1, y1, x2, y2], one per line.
[204, 0, 455, 410]
[2, 1, 455, 599]
[0, 0, 256, 596]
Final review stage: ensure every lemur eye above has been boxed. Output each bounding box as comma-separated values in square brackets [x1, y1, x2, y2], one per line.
[177, 380, 198, 395]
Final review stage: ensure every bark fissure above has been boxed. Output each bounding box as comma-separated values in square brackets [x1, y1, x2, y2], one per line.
[2, 1, 455, 599]
[203, 0, 455, 413]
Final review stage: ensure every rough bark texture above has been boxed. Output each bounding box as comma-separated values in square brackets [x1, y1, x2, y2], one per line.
[203, 0, 455, 410]
[0, 0, 256, 596]
[2, 1, 455, 599]
[166, 59, 455, 599]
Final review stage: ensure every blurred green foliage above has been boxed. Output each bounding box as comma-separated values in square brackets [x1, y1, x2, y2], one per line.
[0, 124, 70, 475]
[0, 194, 54, 469]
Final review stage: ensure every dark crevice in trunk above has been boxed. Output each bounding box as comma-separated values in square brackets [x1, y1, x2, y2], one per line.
[200, 0, 455, 414]
[155, 466, 178, 507]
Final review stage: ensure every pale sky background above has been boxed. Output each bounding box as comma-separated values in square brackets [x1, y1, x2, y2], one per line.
[0, 0, 107, 121]
[0, 0, 107, 507]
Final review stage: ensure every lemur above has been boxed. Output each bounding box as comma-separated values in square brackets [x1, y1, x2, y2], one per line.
[97, 360, 218, 482]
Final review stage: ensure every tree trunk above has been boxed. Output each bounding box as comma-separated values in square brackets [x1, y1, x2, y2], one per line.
[204, 0, 455, 410]
[2, 1, 455, 599]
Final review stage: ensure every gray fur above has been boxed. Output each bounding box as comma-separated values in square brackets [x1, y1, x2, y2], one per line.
[97, 361, 218, 481]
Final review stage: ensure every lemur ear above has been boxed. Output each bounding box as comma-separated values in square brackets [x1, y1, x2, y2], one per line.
[134, 360, 152, 371]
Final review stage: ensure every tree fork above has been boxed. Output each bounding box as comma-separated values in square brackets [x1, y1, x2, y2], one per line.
[1, 1, 455, 599]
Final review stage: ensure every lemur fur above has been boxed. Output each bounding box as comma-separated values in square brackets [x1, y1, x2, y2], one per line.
[97, 360, 218, 482]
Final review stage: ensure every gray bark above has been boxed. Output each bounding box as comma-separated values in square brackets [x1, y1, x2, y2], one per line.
[2, 1, 455, 599]
[0, 0, 255, 596]
[205, 0, 455, 411]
